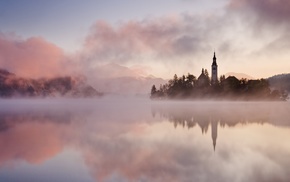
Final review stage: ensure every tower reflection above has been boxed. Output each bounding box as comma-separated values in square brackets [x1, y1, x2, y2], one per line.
[211, 120, 217, 151]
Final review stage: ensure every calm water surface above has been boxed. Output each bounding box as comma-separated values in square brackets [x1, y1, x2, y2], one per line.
[0, 98, 290, 182]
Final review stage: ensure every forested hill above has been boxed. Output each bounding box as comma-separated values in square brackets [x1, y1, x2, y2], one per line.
[268, 73, 290, 92]
[0, 69, 102, 98]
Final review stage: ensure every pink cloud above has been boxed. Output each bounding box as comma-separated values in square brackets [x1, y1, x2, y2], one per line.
[0, 34, 73, 78]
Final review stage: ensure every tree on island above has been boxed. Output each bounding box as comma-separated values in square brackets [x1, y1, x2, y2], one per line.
[150, 73, 288, 101]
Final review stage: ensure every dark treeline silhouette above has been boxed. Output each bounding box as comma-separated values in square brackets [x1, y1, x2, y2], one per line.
[0, 69, 102, 98]
[151, 72, 288, 100]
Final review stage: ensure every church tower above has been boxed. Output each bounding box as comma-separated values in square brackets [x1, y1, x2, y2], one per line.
[211, 52, 218, 85]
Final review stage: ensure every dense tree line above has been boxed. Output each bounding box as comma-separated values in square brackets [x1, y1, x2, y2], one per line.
[151, 73, 288, 101]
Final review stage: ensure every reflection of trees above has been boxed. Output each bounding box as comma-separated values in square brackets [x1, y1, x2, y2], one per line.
[151, 103, 278, 132]
[151, 102, 290, 151]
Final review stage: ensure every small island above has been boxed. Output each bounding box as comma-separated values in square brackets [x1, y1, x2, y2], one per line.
[150, 52, 288, 101]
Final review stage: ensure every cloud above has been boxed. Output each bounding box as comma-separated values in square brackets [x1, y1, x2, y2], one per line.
[227, 0, 290, 40]
[76, 0, 290, 79]
[227, 0, 290, 63]
[81, 16, 213, 65]
[228, 0, 290, 26]
[0, 33, 74, 78]
[264, 33, 290, 52]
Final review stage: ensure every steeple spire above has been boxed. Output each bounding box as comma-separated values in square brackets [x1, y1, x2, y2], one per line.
[211, 51, 218, 85]
[212, 52, 217, 65]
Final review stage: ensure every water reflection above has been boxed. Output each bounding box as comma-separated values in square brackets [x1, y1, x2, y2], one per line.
[152, 101, 290, 152]
[0, 99, 290, 182]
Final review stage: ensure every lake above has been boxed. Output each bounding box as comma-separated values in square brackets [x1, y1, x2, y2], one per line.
[0, 98, 290, 182]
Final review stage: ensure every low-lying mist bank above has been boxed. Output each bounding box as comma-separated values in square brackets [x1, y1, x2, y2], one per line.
[0, 97, 289, 127]
[0, 96, 288, 110]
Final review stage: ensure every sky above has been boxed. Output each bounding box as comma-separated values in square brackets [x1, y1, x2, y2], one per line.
[0, 0, 290, 92]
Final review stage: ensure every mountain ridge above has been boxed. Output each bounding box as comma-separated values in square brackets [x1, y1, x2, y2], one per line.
[225, 72, 254, 80]
[268, 73, 290, 92]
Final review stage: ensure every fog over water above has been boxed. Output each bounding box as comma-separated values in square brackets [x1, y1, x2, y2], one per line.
[0, 98, 290, 182]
